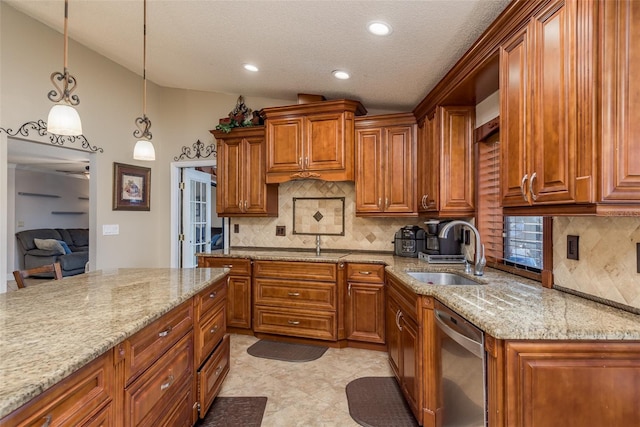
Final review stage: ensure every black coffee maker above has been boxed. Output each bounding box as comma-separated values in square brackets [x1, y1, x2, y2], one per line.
[393, 226, 426, 257]
[423, 220, 461, 255]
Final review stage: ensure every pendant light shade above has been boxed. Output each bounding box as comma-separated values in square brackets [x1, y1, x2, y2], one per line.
[47, 0, 83, 136]
[132, 0, 156, 161]
[134, 139, 156, 161]
[47, 103, 82, 136]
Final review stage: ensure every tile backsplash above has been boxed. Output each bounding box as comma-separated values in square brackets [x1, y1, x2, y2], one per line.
[553, 217, 640, 311]
[231, 180, 423, 252]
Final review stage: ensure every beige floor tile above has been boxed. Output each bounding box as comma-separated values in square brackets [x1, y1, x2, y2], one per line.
[219, 334, 393, 426]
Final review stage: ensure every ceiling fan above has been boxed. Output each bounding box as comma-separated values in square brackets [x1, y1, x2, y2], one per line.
[56, 165, 90, 179]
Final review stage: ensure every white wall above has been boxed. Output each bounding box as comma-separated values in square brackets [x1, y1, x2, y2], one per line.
[0, 3, 292, 291]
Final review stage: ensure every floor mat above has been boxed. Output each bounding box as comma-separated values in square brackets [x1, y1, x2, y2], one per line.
[197, 396, 267, 427]
[345, 377, 419, 427]
[247, 339, 328, 362]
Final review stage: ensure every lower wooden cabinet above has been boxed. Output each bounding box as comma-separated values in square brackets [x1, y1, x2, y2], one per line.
[196, 334, 230, 417]
[346, 263, 385, 344]
[0, 351, 114, 427]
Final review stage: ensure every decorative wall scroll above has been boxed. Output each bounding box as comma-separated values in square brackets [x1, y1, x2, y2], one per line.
[0, 119, 104, 153]
[173, 139, 217, 161]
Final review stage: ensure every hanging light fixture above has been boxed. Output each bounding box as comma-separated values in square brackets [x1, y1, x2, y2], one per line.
[133, 0, 156, 161]
[47, 0, 82, 136]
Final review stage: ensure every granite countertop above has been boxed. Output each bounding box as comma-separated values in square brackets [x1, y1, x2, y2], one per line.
[200, 249, 640, 341]
[0, 268, 228, 419]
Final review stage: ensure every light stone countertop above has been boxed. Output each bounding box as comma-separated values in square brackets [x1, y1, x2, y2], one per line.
[200, 249, 640, 341]
[0, 268, 228, 419]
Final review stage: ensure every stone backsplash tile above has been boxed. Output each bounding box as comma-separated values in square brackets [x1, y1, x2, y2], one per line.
[553, 217, 640, 310]
[231, 181, 425, 252]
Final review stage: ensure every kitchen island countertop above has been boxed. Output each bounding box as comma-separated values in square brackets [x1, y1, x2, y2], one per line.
[0, 267, 228, 419]
[199, 249, 640, 341]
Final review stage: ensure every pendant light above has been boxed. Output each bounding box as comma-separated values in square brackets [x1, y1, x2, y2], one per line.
[47, 0, 82, 136]
[133, 0, 156, 161]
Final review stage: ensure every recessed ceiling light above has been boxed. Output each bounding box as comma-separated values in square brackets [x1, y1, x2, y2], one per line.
[332, 70, 350, 80]
[243, 63, 259, 72]
[367, 21, 392, 36]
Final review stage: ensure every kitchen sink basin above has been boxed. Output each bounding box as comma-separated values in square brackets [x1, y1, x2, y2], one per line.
[406, 271, 481, 285]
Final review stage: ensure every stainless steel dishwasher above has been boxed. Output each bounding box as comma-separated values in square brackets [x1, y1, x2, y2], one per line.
[434, 300, 486, 427]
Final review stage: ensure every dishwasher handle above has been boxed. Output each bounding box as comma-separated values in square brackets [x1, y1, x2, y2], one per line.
[434, 309, 484, 359]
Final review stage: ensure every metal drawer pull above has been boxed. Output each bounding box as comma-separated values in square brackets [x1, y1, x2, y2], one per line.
[160, 374, 175, 391]
[287, 292, 300, 297]
[358, 271, 372, 275]
[209, 292, 217, 298]
[41, 415, 52, 427]
[210, 325, 219, 334]
[529, 172, 538, 201]
[158, 326, 172, 337]
[520, 174, 529, 201]
[288, 320, 300, 325]
[215, 365, 224, 376]
[223, 264, 233, 268]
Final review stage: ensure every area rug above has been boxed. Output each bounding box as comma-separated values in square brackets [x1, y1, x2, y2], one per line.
[345, 377, 419, 427]
[197, 396, 267, 427]
[247, 339, 328, 362]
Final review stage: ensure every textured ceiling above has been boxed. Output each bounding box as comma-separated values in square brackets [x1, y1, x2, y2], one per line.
[6, 0, 511, 112]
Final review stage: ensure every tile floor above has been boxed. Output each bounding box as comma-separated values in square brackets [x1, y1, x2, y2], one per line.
[218, 334, 394, 426]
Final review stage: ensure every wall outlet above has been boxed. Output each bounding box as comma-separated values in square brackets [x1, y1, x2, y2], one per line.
[567, 235, 579, 260]
[276, 225, 286, 236]
[233, 224, 239, 233]
[637, 243, 640, 274]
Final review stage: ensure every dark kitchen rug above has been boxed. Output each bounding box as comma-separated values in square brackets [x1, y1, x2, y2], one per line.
[247, 339, 328, 362]
[346, 377, 419, 427]
[197, 396, 267, 427]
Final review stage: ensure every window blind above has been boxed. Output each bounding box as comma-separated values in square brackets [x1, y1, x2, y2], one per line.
[476, 134, 503, 263]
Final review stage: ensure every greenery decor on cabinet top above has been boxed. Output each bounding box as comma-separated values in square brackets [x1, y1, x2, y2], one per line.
[215, 95, 262, 133]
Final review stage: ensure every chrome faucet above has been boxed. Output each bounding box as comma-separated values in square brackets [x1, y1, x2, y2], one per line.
[439, 220, 486, 276]
[316, 235, 321, 256]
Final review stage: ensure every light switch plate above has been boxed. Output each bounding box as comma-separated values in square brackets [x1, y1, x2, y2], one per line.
[102, 224, 119, 235]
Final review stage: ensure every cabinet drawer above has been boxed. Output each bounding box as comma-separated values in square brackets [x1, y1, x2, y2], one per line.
[124, 332, 194, 427]
[124, 300, 193, 385]
[194, 277, 227, 323]
[0, 352, 113, 427]
[254, 306, 336, 340]
[347, 263, 385, 283]
[197, 334, 230, 418]
[194, 302, 226, 367]
[254, 278, 336, 310]
[254, 261, 337, 281]
[198, 257, 251, 275]
[82, 404, 112, 427]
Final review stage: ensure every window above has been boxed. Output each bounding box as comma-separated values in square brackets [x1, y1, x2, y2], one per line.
[476, 129, 549, 284]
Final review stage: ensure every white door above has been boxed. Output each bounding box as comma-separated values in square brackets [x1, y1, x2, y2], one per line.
[181, 168, 212, 267]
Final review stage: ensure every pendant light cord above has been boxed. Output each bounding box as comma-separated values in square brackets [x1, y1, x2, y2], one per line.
[63, 0, 69, 73]
[142, 0, 147, 117]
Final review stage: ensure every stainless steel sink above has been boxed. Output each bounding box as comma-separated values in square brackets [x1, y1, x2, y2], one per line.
[406, 271, 481, 285]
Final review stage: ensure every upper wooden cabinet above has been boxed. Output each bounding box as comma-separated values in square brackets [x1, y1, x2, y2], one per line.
[417, 106, 475, 217]
[211, 127, 278, 217]
[500, 0, 579, 208]
[355, 113, 417, 216]
[260, 100, 366, 183]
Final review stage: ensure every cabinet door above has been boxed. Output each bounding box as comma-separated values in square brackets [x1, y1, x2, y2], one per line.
[500, 27, 531, 207]
[386, 296, 401, 378]
[355, 128, 384, 213]
[306, 112, 346, 172]
[600, 0, 640, 202]
[529, 0, 577, 204]
[346, 282, 385, 343]
[243, 135, 269, 214]
[266, 117, 304, 173]
[424, 115, 440, 212]
[438, 106, 475, 214]
[227, 275, 252, 329]
[216, 137, 244, 215]
[400, 315, 421, 422]
[384, 126, 415, 214]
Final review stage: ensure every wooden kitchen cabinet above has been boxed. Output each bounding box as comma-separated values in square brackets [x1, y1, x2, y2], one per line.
[345, 263, 385, 344]
[197, 257, 252, 330]
[354, 113, 417, 216]
[386, 275, 423, 424]
[500, 0, 579, 208]
[253, 260, 340, 341]
[261, 100, 366, 183]
[417, 106, 475, 217]
[210, 127, 278, 216]
[486, 339, 640, 427]
[0, 351, 114, 427]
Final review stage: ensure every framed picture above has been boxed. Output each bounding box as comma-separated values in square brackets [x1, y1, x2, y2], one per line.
[113, 162, 151, 211]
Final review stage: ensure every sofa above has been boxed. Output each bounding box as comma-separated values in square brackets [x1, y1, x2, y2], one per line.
[15, 228, 89, 277]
